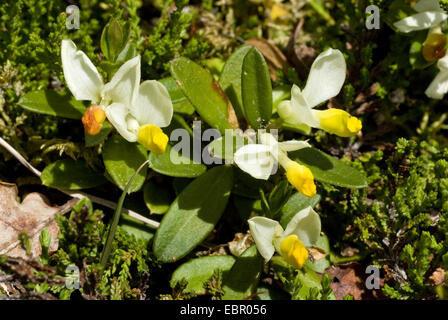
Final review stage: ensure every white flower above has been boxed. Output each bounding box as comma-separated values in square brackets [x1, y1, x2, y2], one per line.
[277, 48, 362, 138]
[394, 0, 448, 33]
[61, 39, 173, 153]
[248, 206, 321, 269]
[425, 52, 448, 98]
[233, 132, 316, 198]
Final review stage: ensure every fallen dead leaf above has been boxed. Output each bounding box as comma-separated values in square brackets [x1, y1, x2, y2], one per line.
[245, 38, 289, 81]
[325, 263, 385, 300]
[0, 182, 74, 259]
[228, 232, 254, 257]
[429, 267, 446, 286]
[308, 247, 327, 261]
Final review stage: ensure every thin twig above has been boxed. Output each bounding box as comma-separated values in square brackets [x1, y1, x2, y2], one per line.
[0, 137, 160, 229]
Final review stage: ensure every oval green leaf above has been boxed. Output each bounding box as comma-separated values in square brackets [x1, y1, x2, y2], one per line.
[143, 180, 173, 214]
[41, 159, 106, 190]
[222, 245, 264, 300]
[149, 144, 206, 178]
[289, 147, 368, 188]
[241, 47, 272, 129]
[170, 255, 236, 294]
[170, 57, 235, 133]
[18, 90, 86, 119]
[153, 166, 233, 263]
[219, 45, 252, 119]
[102, 135, 148, 192]
[85, 121, 112, 147]
[159, 77, 195, 115]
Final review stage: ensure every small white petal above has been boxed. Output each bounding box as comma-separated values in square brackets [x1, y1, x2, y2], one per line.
[437, 53, 448, 70]
[105, 102, 137, 142]
[248, 217, 282, 262]
[414, 0, 443, 12]
[393, 12, 448, 33]
[61, 39, 103, 102]
[259, 132, 279, 147]
[283, 206, 321, 247]
[234, 144, 276, 180]
[425, 70, 448, 99]
[278, 140, 311, 152]
[102, 55, 141, 107]
[277, 86, 319, 127]
[132, 80, 173, 128]
[302, 49, 346, 109]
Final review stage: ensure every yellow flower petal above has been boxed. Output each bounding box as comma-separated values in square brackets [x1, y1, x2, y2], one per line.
[286, 162, 316, 198]
[280, 234, 309, 269]
[82, 105, 105, 136]
[270, 4, 288, 22]
[315, 108, 362, 137]
[137, 124, 169, 154]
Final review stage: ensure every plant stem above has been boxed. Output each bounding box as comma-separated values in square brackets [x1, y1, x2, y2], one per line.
[99, 159, 150, 267]
[0, 136, 159, 229]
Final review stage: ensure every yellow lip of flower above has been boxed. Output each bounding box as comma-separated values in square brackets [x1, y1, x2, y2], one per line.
[286, 162, 316, 198]
[137, 124, 169, 154]
[315, 108, 362, 137]
[423, 33, 447, 62]
[280, 234, 309, 269]
[270, 4, 289, 22]
[82, 105, 106, 136]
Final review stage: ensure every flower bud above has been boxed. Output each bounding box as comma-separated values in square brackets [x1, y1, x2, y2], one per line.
[82, 105, 106, 136]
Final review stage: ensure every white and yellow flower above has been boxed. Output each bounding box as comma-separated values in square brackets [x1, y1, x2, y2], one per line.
[394, 0, 448, 33]
[61, 39, 173, 154]
[277, 48, 362, 138]
[234, 132, 316, 198]
[248, 206, 321, 269]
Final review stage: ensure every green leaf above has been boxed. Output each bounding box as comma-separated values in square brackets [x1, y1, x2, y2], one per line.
[159, 77, 195, 115]
[268, 180, 291, 217]
[119, 214, 155, 245]
[149, 144, 206, 178]
[153, 166, 233, 263]
[100, 18, 129, 61]
[289, 147, 368, 188]
[143, 180, 173, 214]
[279, 192, 321, 227]
[170, 57, 235, 133]
[116, 42, 137, 64]
[41, 159, 106, 190]
[102, 135, 148, 192]
[241, 47, 272, 129]
[219, 45, 252, 119]
[222, 245, 264, 300]
[253, 284, 290, 300]
[18, 90, 86, 119]
[85, 122, 112, 147]
[170, 255, 236, 294]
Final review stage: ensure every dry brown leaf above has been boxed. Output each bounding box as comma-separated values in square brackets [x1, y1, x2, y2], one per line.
[308, 246, 327, 261]
[429, 267, 446, 286]
[245, 38, 289, 81]
[325, 263, 385, 300]
[0, 182, 72, 259]
[228, 232, 254, 257]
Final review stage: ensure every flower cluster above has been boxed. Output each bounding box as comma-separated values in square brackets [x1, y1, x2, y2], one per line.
[61, 39, 173, 154]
